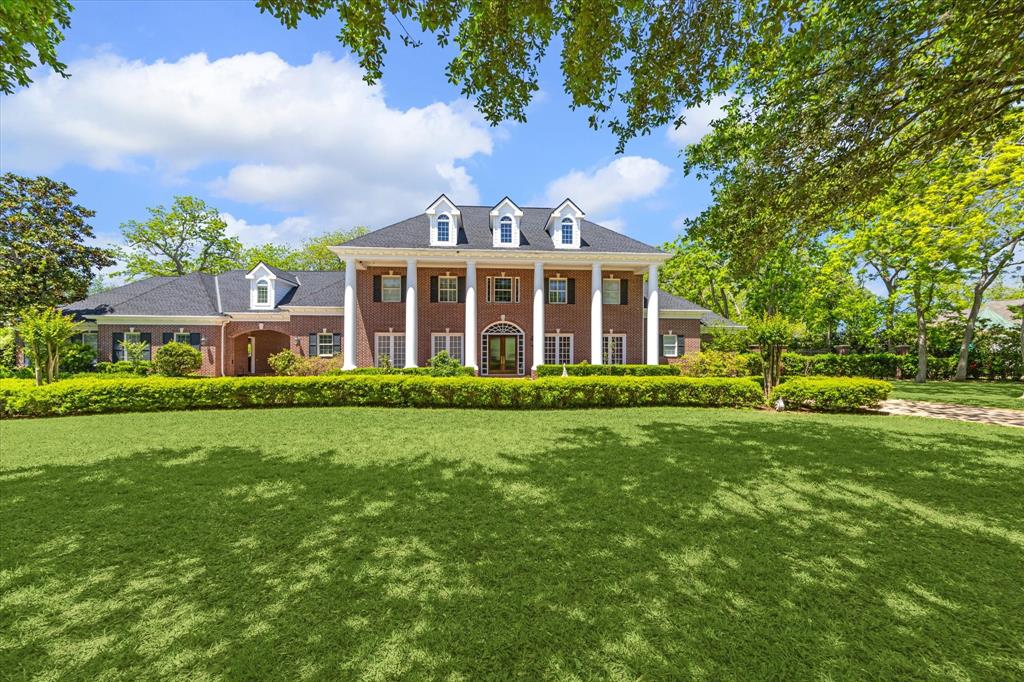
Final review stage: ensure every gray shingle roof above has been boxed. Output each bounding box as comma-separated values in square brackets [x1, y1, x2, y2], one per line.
[644, 285, 745, 328]
[65, 269, 344, 318]
[340, 205, 662, 253]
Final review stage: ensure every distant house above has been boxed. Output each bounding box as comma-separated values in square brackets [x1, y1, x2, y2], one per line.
[64, 195, 742, 375]
[972, 299, 1024, 328]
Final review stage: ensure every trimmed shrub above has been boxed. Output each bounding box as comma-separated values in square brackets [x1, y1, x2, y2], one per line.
[677, 351, 759, 377]
[781, 352, 959, 380]
[96, 360, 154, 375]
[332, 366, 476, 376]
[153, 341, 203, 377]
[59, 342, 96, 374]
[268, 349, 300, 375]
[535, 364, 679, 377]
[770, 377, 892, 412]
[0, 375, 765, 418]
[426, 351, 464, 377]
[268, 349, 345, 376]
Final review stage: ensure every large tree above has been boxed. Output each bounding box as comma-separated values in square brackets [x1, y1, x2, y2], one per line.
[258, 0, 1023, 261]
[241, 227, 369, 271]
[0, 173, 115, 320]
[0, 0, 72, 93]
[118, 196, 243, 279]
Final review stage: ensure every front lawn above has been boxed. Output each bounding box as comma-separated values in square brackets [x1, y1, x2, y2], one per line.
[889, 379, 1024, 410]
[2, 408, 1022, 678]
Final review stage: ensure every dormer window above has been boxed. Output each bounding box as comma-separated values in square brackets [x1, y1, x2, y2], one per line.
[256, 279, 270, 305]
[500, 216, 513, 244]
[560, 218, 574, 245]
[437, 214, 451, 243]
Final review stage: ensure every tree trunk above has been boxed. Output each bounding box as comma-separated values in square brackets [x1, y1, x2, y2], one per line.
[955, 284, 985, 381]
[914, 283, 928, 383]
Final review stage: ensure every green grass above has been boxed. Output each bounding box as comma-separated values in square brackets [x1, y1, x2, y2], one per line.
[889, 380, 1024, 410]
[2, 408, 1022, 679]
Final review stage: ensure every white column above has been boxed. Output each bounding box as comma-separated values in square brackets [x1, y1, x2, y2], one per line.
[404, 258, 418, 367]
[646, 264, 660, 365]
[343, 257, 357, 370]
[532, 261, 545, 372]
[464, 261, 477, 370]
[591, 262, 603, 364]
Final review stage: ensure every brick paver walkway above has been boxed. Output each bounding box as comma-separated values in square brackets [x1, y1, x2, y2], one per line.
[880, 399, 1024, 428]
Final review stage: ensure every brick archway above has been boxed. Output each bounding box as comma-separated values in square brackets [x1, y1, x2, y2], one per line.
[230, 330, 290, 375]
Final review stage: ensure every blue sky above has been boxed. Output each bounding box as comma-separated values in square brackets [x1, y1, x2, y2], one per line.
[1, 1, 721, 255]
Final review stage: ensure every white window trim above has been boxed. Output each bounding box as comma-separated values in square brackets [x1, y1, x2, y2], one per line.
[433, 213, 454, 246]
[499, 216, 514, 244]
[431, 332, 465, 363]
[492, 276, 516, 303]
[603, 333, 627, 365]
[173, 332, 191, 345]
[374, 332, 406, 367]
[547, 277, 567, 305]
[544, 333, 573, 365]
[124, 331, 142, 344]
[560, 218, 574, 246]
[381, 275, 403, 303]
[438, 275, 459, 303]
[602, 277, 621, 305]
[318, 332, 336, 358]
[662, 334, 679, 358]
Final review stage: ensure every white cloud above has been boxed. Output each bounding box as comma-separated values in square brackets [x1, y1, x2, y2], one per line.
[222, 212, 316, 247]
[542, 156, 671, 218]
[665, 95, 729, 147]
[599, 218, 627, 233]
[1, 51, 494, 232]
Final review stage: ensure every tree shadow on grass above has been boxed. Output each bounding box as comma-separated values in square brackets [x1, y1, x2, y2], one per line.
[1, 416, 1022, 679]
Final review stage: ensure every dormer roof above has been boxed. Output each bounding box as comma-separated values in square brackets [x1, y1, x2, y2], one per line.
[424, 193, 461, 216]
[246, 261, 297, 286]
[548, 198, 585, 220]
[489, 196, 524, 217]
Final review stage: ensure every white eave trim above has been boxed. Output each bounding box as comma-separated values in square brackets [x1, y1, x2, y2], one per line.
[92, 315, 226, 325]
[329, 245, 671, 264]
[279, 306, 345, 315]
[645, 309, 706, 319]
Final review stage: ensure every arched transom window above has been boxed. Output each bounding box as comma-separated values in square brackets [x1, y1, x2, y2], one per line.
[437, 214, 451, 242]
[560, 217, 574, 245]
[499, 216, 513, 244]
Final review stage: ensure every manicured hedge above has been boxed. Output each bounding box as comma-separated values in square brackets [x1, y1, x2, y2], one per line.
[781, 352, 960, 380]
[770, 377, 892, 412]
[334, 366, 476, 376]
[0, 375, 765, 417]
[535, 364, 679, 377]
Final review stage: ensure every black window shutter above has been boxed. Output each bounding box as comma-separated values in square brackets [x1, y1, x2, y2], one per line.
[544, 277, 550, 299]
[189, 332, 201, 349]
[457, 276, 466, 303]
[332, 333, 341, 355]
[567, 278, 576, 304]
[430, 276, 439, 303]
[400, 275, 407, 302]
[112, 332, 124, 361]
[162, 332, 173, 344]
[620, 279, 629, 305]
[139, 333, 152, 359]
[309, 333, 318, 357]
[372, 275, 382, 302]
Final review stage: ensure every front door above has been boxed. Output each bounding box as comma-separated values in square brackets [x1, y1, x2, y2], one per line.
[488, 335, 518, 374]
[247, 336, 256, 374]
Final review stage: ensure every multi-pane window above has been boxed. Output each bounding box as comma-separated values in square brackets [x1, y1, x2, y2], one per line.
[256, 280, 270, 304]
[431, 333, 464, 363]
[499, 216, 513, 243]
[124, 331, 142, 344]
[544, 334, 573, 365]
[318, 333, 335, 357]
[560, 218, 573, 245]
[493, 276, 513, 302]
[173, 332, 191, 344]
[602, 278, 621, 305]
[662, 334, 679, 357]
[381, 275, 402, 302]
[603, 334, 626, 364]
[438, 276, 459, 303]
[547, 277, 567, 304]
[76, 331, 99, 353]
[375, 333, 405, 367]
[437, 215, 450, 242]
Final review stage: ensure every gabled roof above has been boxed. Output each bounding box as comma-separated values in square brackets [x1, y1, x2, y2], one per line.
[339, 204, 661, 253]
[64, 269, 344, 318]
[247, 262, 298, 286]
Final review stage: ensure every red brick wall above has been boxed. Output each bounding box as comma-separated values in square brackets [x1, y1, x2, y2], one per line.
[476, 267, 533, 371]
[355, 266, 408, 366]
[97, 324, 222, 376]
[417, 266, 466, 363]
[601, 270, 645, 364]
[659, 319, 702, 365]
[543, 267, 591, 364]
[96, 315, 343, 376]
